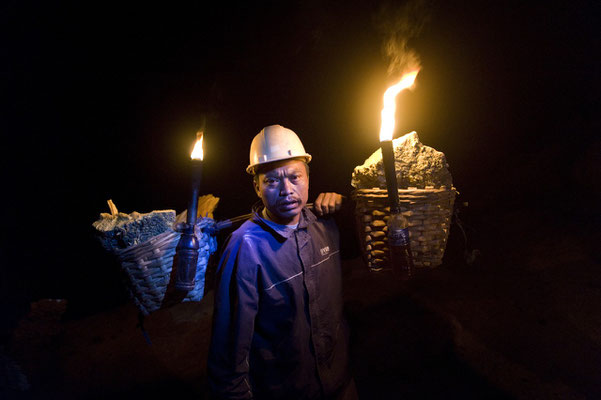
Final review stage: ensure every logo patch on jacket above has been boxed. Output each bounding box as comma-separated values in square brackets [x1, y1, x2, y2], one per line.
[320, 246, 330, 256]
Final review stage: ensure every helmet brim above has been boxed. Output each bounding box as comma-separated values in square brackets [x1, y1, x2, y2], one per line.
[246, 154, 312, 175]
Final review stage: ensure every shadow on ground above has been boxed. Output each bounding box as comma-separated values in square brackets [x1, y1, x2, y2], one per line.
[4, 260, 513, 400]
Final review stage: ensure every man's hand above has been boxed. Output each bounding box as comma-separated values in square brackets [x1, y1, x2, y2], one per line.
[313, 192, 343, 216]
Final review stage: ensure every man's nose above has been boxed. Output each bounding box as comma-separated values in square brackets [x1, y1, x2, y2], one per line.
[279, 178, 293, 195]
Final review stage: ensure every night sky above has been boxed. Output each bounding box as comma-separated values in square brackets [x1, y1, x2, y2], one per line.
[3, 1, 600, 318]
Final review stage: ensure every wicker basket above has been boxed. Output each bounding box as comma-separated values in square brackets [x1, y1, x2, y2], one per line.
[352, 187, 457, 271]
[113, 218, 217, 315]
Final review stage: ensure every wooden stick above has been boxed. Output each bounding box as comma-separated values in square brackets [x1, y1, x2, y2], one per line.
[215, 203, 314, 232]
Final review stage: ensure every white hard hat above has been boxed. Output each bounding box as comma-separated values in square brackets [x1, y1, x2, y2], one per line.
[246, 125, 312, 174]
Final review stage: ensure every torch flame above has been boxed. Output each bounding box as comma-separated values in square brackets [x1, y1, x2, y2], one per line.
[379, 69, 419, 142]
[191, 132, 204, 160]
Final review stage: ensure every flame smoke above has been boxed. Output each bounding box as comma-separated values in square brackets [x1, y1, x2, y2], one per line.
[374, 0, 431, 77]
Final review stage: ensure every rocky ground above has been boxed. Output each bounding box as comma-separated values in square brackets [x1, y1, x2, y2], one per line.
[2, 205, 600, 400]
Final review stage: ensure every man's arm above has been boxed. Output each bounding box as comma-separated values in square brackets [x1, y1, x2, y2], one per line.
[208, 236, 260, 399]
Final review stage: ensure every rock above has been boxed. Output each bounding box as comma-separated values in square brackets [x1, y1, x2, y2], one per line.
[351, 131, 452, 189]
[92, 209, 176, 252]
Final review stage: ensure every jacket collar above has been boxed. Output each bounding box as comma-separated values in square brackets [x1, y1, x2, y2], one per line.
[251, 201, 316, 240]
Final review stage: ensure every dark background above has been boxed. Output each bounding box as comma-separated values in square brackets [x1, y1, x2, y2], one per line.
[2, 0, 600, 321]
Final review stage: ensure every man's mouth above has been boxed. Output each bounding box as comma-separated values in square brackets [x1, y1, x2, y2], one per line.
[278, 199, 300, 211]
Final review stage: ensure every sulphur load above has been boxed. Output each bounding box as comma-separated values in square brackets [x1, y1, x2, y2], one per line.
[351, 131, 452, 190]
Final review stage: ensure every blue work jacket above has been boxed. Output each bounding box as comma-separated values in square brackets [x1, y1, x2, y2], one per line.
[208, 205, 351, 399]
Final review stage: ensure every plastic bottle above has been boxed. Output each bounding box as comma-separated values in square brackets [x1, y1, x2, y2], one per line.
[387, 212, 414, 278]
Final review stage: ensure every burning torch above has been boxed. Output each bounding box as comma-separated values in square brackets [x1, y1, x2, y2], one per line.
[379, 70, 419, 276]
[174, 130, 204, 291]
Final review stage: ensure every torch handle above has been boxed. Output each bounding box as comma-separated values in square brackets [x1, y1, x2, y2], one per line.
[186, 160, 203, 226]
[381, 140, 400, 214]
[187, 186, 200, 226]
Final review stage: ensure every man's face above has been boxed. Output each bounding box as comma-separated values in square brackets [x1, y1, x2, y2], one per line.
[254, 159, 309, 225]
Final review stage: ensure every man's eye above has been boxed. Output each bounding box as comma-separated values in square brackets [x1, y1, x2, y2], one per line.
[265, 178, 278, 185]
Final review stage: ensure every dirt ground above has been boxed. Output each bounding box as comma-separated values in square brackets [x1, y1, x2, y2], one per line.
[3, 206, 601, 400]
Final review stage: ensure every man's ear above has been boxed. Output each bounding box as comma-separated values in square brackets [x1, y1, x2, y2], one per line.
[253, 177, 262, 198]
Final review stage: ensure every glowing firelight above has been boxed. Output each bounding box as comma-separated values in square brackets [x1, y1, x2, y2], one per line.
[191, 132, 204, 160]
[379, 70, 420, 142]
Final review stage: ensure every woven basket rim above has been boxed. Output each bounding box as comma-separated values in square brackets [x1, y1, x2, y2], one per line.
[352, 186, 457, 195]
[111, 216, 217, 258]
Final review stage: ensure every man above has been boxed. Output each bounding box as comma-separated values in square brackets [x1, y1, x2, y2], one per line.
[208, 125, 357, 399]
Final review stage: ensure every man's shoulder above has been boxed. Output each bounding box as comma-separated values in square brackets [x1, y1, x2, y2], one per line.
[224, 217, 270, 249]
